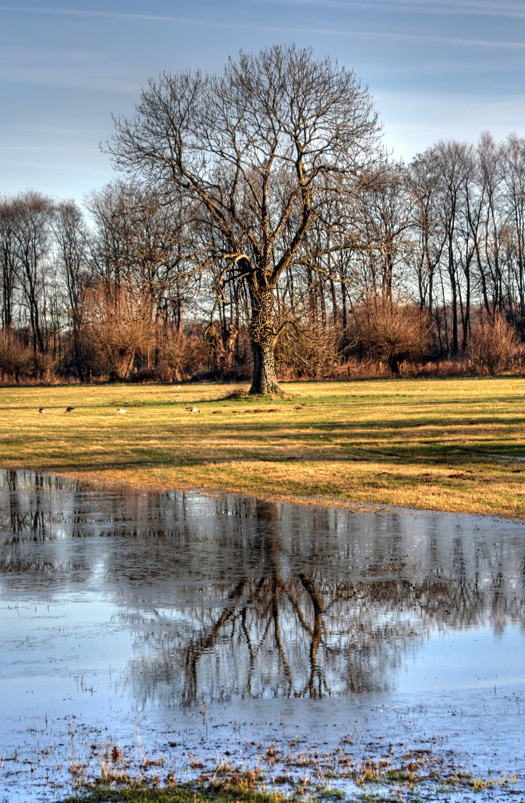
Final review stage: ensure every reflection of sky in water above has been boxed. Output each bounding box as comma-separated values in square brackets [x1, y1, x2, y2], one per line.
[0, 469, 524, 801]
[397, 625, 525, 692]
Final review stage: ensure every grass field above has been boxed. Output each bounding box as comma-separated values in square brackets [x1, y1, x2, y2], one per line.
[1, 376, 525, 518]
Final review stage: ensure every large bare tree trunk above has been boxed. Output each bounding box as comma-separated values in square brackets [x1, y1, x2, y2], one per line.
[249, 289, 281, 395]
[250, 339, 280, 395]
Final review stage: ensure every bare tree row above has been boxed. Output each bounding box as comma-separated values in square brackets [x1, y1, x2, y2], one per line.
[1, 46, 524, 387]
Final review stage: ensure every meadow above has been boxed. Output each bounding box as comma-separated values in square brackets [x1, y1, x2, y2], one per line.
[1, 376, 524, 518]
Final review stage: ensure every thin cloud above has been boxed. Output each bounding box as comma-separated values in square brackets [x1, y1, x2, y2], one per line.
[0, 145, 100, 153]
[0, 156, 107, 173]
[4, 0, 525, 22]
[1, 126, 108, 135]
[364, 31, 525, 49]
[0, 5, 241, 27]
[266, 0, 525, 20]
[2, 5, 524, 49]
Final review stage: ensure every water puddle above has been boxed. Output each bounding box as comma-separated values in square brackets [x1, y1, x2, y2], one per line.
[0, 469, 524, 801]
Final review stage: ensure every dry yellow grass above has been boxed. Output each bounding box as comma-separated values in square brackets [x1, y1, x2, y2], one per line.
[1, 377, 524, 517]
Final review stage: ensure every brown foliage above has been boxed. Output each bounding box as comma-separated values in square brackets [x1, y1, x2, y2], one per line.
[467, 311, 523, 376]
[351, 296, 433, 375]
[275, 321, 342, 379]
[0, 330, 33, 382]
[153, 326, 209, 383]
[82, 282, 154, 380]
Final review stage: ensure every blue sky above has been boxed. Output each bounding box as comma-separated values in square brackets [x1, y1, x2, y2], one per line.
[1, 0, 525, 203]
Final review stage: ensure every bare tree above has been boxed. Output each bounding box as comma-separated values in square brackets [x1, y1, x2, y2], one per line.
[0, 199, 19, 331]
[432, 141, 476, 354]
[351, 161, 414, 301]
[107, 44, 381, 394]
[473, 133, 506, 318]
[2, 192, 55, 359]
[53, 200, 92, 378]
[501, 135, 525, 334]
[409, 150, 446, 317]
[87, 180, 202, 372]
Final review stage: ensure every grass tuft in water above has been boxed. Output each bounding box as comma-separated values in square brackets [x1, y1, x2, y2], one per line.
[59, 773, 290, 802]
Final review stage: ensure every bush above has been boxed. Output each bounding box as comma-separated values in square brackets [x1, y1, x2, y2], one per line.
[468, 311, 523, 375]
[82, 283, 154, 380]
[34, 349, 59, 383]
[351, 296, 433, 375]
[154, 327, 209, 382]
[0, 330, 33, 382]
[275, 322, 342, 379]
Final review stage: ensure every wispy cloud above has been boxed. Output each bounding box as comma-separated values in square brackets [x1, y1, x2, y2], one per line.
[1, 126, 108, 135]
[4, 0, 525, 22]
[350, 31, 525, 50]
[0, 5, 238, 27]
[265, 0, 525, 21]
[0, 155, 106, 173]
[1, 4, 524, 53]
[0, 144, 100, 154]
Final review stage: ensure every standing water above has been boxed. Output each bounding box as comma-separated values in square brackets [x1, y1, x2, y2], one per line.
[0, 469, 524, 801]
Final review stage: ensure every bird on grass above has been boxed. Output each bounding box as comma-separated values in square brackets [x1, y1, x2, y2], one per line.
[38, 407, 45, 414]
[186, 406, 200, 413]
[65, 406, 75, 413]
[115, 408, 127, 415]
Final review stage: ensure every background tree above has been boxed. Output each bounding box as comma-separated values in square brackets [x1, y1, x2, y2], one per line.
[108, 44, 382, 395]
[500, 135, 525, 334]
[0, 198, 19, 331]
[5, 192, 54, 362]
[352, 161, 414, 301]
[53, 199, 91, 379]
[87, 180, 201, 367]
[408, 149, 446, 319]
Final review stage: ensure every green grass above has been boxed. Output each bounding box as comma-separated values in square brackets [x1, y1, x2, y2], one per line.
[59, 777, 289, 802]
[60, 786, 285, 802]
[1, 376, 525, 517]
[55, 751, 475, 803]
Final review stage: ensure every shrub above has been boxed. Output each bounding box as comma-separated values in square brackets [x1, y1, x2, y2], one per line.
[467, 311, 523, 375]
[351, 296, 433, 375]
[82, 283, 154, 380]
[275, 321, 342, 379]
[155, 327, 209, 382]
[0, 330, 33, 383]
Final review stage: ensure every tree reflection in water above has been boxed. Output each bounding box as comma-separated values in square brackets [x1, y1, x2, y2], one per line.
[1, 469, 524, 710]
[121, 500, 426, 707]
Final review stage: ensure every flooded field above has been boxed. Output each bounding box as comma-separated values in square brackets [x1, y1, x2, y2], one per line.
[0, 468, 524, 802]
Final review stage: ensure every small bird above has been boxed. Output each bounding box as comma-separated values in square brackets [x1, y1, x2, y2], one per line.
[65, 406, 75, 413]
[115, 408, 127, 415]
[38, 407, 45, 414]
[186, 406, 200, 413]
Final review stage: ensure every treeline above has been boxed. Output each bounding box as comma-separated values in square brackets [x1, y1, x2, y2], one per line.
[1, 132, 524, 384]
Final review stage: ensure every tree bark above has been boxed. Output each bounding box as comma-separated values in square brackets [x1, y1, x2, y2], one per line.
[388, 354, 401, 376]
[248, 289, 282, 395]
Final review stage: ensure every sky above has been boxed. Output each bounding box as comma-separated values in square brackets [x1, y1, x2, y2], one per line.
[1, 0, 525, 204]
